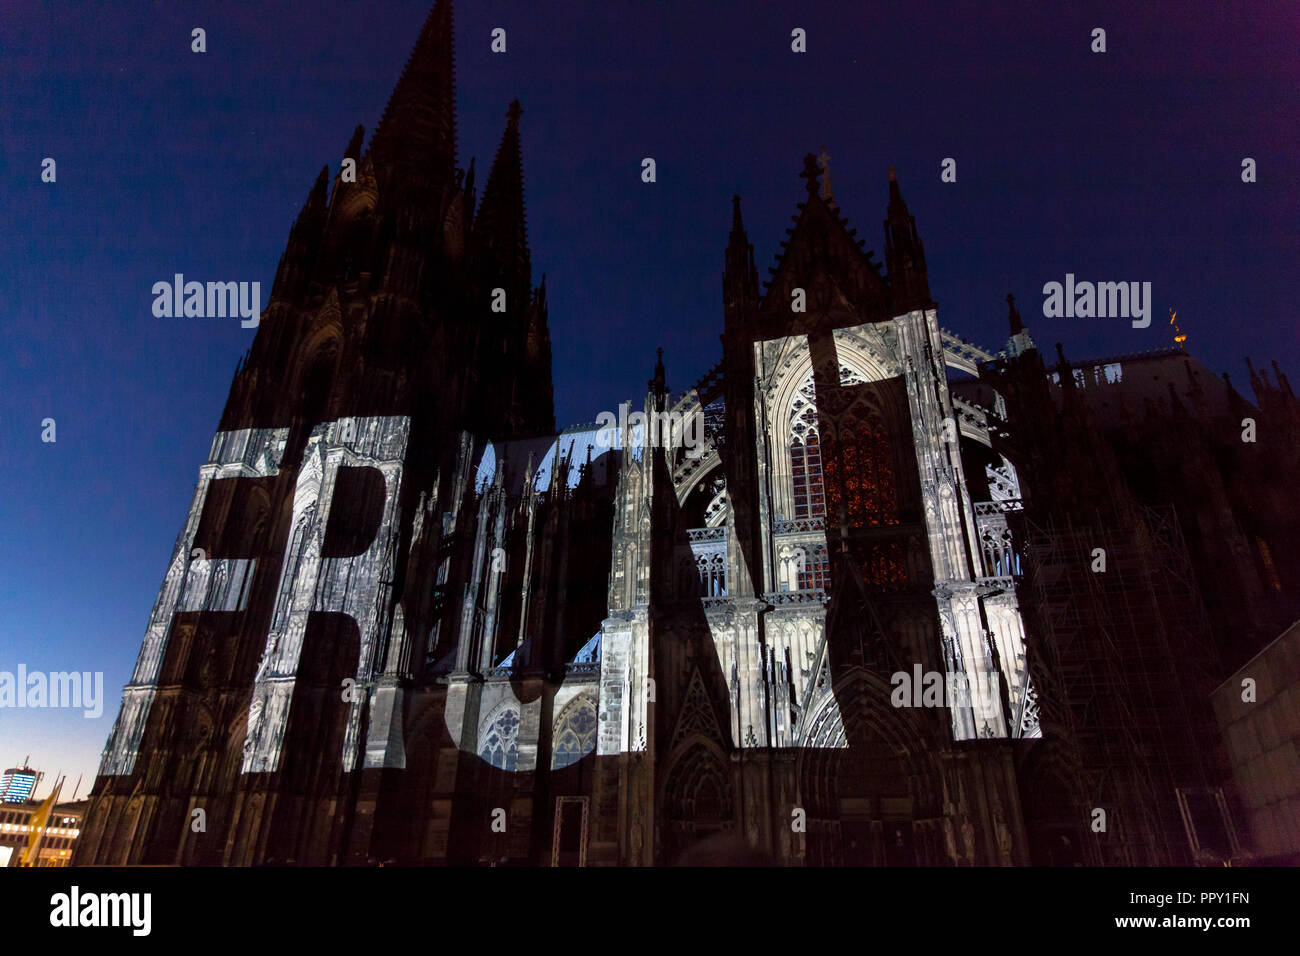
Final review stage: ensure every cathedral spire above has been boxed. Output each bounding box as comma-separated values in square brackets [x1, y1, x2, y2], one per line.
[799, 152, 821, 195]
[303, 165, 330, 217]
[367, 0, 458, 193]
[1271, 360, 1294, 399]
[474, 99, 531, 291]
[650, 347, 668, 407]
[1006, 292, 1024, 336]
[724, 195, 759, 319]
[883, 166, 933, 313]
[1004, 292, 1037, 357]
[1223, 372, 1250, 418]
[344, 124, 365, 163]
[1245, 357, 1268, 405]
[1055, 343, 1077, 398]
[271, 165, 331, 300]
[817, 146, 834, 205]
[524, 273, 555, 429]
[330, 125, 366, 208]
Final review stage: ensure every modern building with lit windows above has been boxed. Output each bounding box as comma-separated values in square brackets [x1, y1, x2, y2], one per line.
[0, 800, 87, 868]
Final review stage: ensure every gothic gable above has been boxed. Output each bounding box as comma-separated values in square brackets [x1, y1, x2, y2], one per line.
[669, 667, 727, 751]
[759, 174, 889, 333]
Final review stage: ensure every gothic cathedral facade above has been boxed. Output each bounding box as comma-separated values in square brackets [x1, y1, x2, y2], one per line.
[75, 1, 1300, 867]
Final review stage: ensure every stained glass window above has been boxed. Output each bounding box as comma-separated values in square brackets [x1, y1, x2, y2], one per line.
[854, 540, 908, 584]
[791, 433, 825, 519]
[480, 707, 520, 771]
[790, 373, 826, 519]
[823, 402, 899, 528]
[788, 366, 871, 520]
[796, 543, 831, 590]
[551, 696, 598, 769]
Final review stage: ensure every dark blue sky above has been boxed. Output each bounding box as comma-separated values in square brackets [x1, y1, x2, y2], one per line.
[2, 1, 1296, 796]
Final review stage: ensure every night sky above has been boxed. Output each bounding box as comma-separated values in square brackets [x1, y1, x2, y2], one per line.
[2, 1, 1296, 797]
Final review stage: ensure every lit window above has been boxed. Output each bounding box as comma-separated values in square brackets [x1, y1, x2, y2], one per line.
[796, 543, 831, 590]
[479, 708, 521, 772]
[791, 433, 826, 519]
[823, 402, 898, 528]
[789, 374, 826, 519]
[551, 697, 598, 769]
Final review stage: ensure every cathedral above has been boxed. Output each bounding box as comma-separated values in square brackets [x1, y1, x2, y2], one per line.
[75, 1, 1300, 866]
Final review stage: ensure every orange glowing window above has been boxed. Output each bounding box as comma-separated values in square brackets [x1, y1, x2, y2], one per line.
[823, 404, 899, 528]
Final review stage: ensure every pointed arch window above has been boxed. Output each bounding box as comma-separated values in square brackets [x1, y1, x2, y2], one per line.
[551, 696, 598, 769]
[823, 401, 899, 528]
[695, 548, 727, 597]
[789, 375, 826, 519]
[788, 366, 874, 520]
[479, 707, 520, 771]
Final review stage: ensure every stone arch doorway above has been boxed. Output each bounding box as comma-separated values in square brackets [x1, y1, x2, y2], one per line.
[660, 737, 734, 864]
[797, 673, 946, 865]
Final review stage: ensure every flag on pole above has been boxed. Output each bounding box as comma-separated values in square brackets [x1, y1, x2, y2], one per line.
[20, 778, 62, 867]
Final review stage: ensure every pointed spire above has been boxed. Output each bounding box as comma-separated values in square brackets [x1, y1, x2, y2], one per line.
[650, 347, 668, 405]
[725, 195, 758, 287]
[1006, 293, 1023, 336]
[299, 165, 330, 225]
[474, 99, 531, 290]
[331, 127, 366, 209]
[1223, 372, 1249, 417]
[1272, 360, 1294, 399]
[1245, 356, 1269, 404]
[344, 124, 365, 163]
[1055, 343, 1077, 397]
[525, 277, 551, 361]
[368, 0, 458, 192]
[724, 195, 759, 321]
[817, 146, 834, 204]
[463, 155, 476, 203]
[799, 153, 821, 195]
[272, 165, 331, 300]
[883, 167, 932, 312]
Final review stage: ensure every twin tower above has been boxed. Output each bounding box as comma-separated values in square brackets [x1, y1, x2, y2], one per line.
[78, 1, 1044, 866]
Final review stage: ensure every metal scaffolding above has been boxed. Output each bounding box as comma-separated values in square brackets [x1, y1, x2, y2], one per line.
[1018, 505, 1222, 865]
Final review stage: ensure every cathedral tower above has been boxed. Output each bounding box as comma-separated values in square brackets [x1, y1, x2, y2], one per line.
[77, 0, 557, 866]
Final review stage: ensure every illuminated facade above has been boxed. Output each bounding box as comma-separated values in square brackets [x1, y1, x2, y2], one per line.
[0, 768, 38, 804]
[0, 800, 86, 867]
[76, 1, 1300, 866]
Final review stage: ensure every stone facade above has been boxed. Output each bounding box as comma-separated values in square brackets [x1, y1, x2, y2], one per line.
[75, 1, 1300, 867]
